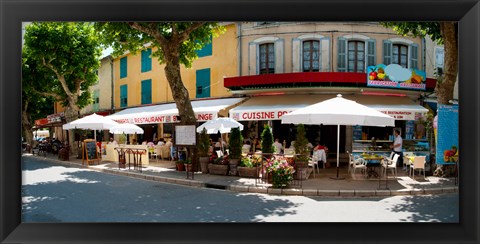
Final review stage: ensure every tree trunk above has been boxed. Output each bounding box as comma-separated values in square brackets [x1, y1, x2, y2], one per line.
[22, 110, 34, 153]
[162, 44, 197, 126]
[436, 22, 458, 105]
[64, 105, 80, 156]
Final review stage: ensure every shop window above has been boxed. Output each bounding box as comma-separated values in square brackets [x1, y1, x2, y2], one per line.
[302, 40, 320, 72]
[392, 44, 408, 68]
[260, 43, 275, 74]
[120, 57, 128, 78]
[435, 47, 444, 75]
[120, 84, 128, 108]
[141, 48, 152, 73]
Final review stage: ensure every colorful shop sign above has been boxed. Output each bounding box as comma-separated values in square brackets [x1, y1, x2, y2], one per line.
[367, 64, 426, 90]
[436, 104, 458, 165]
[113, 112, 217, 124]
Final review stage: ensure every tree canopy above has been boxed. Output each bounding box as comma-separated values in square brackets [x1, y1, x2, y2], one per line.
[24, 22, 102, 111]
[94, 22, 225, 125]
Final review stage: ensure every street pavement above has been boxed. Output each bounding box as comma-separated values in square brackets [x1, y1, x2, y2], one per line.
[22, 156, 459, 222]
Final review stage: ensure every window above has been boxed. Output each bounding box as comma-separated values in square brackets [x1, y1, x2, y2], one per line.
[120, 85, 128, 108]
[196, 35, 212, 57]
[120, 57, 128, 78]
[347, 41, 365, 73]
[302, 40, 320, 72]
[93, 89, 99, 111]
[141, 79, 152, 105]
[196, 68, 210, 98]
[435, 47, 444, 75]
[259, 43, 275, 74]
[141, 49, 152, 73]
[392, 44, 408, 68]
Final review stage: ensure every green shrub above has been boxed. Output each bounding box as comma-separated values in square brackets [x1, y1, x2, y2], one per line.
[294, 124, 310, 162]
[229, 127, 243, 159]
[197, 128, 210, 157]
[261, 124, 274, 154]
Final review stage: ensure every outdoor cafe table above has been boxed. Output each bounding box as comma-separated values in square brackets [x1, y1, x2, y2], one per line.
[361, 154, 384, 178]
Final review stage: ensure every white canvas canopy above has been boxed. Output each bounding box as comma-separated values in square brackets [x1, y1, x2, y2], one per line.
[281, 94, 395, 179]
[63, 113, 119, 140]
[109, 123, 144, 134]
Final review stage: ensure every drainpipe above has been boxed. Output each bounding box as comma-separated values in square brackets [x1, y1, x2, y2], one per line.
[238, 23, 242, 77]
[109, 56, 114, 113]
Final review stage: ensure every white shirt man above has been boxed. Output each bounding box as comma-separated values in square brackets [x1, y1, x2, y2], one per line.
[273, 139, 283, 154]
[393, 131, 403, 152]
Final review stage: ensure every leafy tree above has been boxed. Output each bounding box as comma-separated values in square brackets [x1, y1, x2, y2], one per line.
[23, 22, 103, 154]
[382, 22, 457, 104]
[94, 22, 225, 125]
[22, 49, 55, 148]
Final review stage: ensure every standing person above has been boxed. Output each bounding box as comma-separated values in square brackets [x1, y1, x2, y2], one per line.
[273, 138, 283, 154]
[390, 129, 404, 168]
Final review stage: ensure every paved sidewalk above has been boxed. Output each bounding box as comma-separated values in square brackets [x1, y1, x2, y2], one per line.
[23, 152, 458, 197]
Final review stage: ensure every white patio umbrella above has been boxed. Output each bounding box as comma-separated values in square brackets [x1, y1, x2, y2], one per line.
[63, 113, 119, 140]
[109, 123, 144, 134]
[281, 94, 395, 179]
[197, 117, 244, 152]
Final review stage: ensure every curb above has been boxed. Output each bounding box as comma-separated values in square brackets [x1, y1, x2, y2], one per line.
[26, 155, 458, 198]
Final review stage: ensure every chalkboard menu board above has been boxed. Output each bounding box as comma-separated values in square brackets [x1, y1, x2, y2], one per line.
[353, 125, 362, 140]
[174, 125, 196, 146]
[83, 139, 98, 165]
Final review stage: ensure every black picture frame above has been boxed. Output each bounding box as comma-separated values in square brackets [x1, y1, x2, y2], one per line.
[1, 0, 478, 243]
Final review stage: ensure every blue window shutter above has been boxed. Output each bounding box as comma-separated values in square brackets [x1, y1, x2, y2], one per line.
[383, 40, 392, 65]
[409, 44, 418, 69]
[141, 49, 152, 72]
[337, 37, 347, 72]
[141, 79, 152, 104]
[366, 39, 376, 67]
[195, 68, 211, 98]
[196, 35, 213, 57]
[120, 57, 128, 78]
[120, 85, 128, 108]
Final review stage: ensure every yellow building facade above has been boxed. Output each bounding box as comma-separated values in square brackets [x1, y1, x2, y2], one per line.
[112, 23, 237, 109]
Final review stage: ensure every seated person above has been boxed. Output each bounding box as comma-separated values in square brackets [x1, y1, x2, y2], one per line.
[273, 138, 283, 154]
[242, 141, 251, 153]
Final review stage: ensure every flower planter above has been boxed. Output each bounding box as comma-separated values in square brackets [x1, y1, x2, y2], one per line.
[208, 164, 228, 175]
[293, 161, 310, 180]
[228, 158, 240, 176]
[238, 166, 258, 178]
[199, 157, 210, 174]
[176, 163, 185, 171]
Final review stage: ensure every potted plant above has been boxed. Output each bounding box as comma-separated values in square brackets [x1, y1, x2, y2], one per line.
[208, 154, 229, 175]
[176, 159, 186, 171]
[294, 124, 310, 180]
[227, 127, 243, 176]
[198, 128, 211, 174]
[237, 156, 259, 178]
[261, 124, 275, 156]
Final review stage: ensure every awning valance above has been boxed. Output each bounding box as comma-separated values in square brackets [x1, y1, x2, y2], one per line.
[107, 98, 245, 124]
[229, 94, 428, 121]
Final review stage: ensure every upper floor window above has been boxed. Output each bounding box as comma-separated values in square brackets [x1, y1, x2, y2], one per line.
[347, 41, 365, 73]
[120, 57, 128, 78]
[196, 35, 213, 57]
[120, 84, 128, 108]
[259, 43, 275, 74]
[392, 44, 408, 68]
[303, 40, 320, 72]
[141, 49, 152, 73]
[338, 36, 375, 73]
[141, 79, 152, 104]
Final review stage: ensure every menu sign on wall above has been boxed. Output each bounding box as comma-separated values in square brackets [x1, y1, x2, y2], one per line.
[367, 64, 426, 91]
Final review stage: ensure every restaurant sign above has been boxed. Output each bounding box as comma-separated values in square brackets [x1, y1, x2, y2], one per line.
[114, 112, 217, 124]
[47, 112, 65, 123]
[378, 110, 415, 120]
[231, 110, 292, 121]
[367, 64, 426, 91]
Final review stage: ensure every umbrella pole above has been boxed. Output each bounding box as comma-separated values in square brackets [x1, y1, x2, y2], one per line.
[330, 124, 345, 180]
